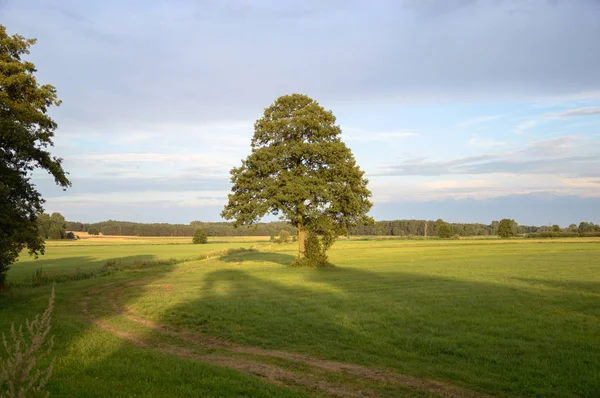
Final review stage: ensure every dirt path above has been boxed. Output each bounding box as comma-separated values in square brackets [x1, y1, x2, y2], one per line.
[80, 281, 489, 398]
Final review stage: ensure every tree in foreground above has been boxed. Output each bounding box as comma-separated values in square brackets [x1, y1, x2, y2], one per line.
[221, 94, 373, 265]
[0, 25, 70, 288]
[192, 228, 208, 244]
[498, 219, 516, 238]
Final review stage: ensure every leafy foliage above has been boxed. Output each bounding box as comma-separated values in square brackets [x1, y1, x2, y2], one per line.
[192, 228, 208, 244]
[436, 219, 452, 239]
[277, 229, 291, 244]
[221, 94, 373, 259]
[0, 287, 55, 397]
[0, 26, 70, 287]
[36, 213, 66, 240]
[498, 219, 516, 238]
[87, 228, 99, 236]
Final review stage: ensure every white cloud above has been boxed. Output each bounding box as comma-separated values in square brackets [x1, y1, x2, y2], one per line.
[343, 127, 418, 142]
[467, 136, 507, 148]
[557, 106, 600, 118]
[457, 114, 504, 128]
[50, 190, 228, 205]
[369, 173, 600, 203]
[514, 120, 536, 135]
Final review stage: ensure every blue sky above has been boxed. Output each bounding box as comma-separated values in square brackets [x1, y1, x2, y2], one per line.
[3, 0, 600, 226]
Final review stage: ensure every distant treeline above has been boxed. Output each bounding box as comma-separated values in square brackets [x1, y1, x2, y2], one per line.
[65, 220, 297, 237]
[64, 219, 600, 238]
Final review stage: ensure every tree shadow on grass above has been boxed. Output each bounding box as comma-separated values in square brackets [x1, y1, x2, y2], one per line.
[2, 253, 305, 398]
[514, 277, 600, 295]
[219, 249, 296, 266]
[7, 254, 159, 284]
[157, 259, 600, 397]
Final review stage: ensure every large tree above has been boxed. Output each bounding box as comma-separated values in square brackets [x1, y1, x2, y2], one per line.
[0, 25, 70, 287]
[221, 94, 372, 260]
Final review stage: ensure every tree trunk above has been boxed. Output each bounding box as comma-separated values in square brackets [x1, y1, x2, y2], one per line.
[297, 213, 306, 258]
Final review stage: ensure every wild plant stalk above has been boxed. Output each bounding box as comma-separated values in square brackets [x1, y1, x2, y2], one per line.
[0, 287, 55, 397]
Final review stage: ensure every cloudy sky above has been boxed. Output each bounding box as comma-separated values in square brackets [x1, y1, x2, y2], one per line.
[3, 0, 600, 226]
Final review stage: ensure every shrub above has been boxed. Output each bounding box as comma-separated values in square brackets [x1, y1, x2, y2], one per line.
[65, 232, 75, 240]
[277, 229, 291, 244]
[192, 228, 208, 244]
[87, 227, 100, 236]
[580, 232, 600, 237]
[294, 234, 332, 268]
[527, 232, 580, 238]
[1, 287, 55, 397]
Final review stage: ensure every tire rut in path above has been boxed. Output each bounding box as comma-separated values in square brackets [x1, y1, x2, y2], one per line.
[81, 281, 489, 398]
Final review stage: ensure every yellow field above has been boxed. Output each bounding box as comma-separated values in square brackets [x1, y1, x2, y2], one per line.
[56, 233, 271, 246]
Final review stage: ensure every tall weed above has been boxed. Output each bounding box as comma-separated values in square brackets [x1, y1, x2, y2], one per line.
[1, 288, 55, 397]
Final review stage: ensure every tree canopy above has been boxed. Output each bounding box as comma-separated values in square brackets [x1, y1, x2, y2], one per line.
[436, 219, 452, 239]
[498, 219, 516, 239]
[192, 228, 208, 244]
[221, 94, 372, 262]
[0, 25, 70, 286]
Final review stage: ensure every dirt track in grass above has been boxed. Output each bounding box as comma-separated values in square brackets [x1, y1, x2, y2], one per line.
[80, 280, 489, 398]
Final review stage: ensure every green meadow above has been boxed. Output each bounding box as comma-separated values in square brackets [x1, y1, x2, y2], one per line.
[2, 238, 600, 397]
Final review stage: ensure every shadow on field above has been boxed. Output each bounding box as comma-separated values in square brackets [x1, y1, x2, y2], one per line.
[2, 249, 316, 397]
[219, 250, 296, 266]
[1, 253, 188, 395]
[514, 277, 600, 295]
[156, 251, 600, 397]
[9, 254, 158, 283]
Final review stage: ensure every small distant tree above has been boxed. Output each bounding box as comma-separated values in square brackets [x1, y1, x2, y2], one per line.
[192, 228, 208, 244]
[436, 219, 452, 239]
[269, 229, 276, 242]
[579, 222, 591, 233]
[552, 224, 561, 232]
[87, 227, 99, 236]
[498, 219, 516, 238]
[568, 224, 578, 232]
[65, 232, 75, 240]
[278, 229, 291, 244]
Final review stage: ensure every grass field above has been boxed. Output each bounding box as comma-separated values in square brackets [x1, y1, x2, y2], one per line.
[2, 238, 600, 397]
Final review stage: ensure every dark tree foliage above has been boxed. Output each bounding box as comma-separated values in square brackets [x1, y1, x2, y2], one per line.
[61, 218, 597, 239]
[436, 219, 452, 239]
[192, 228, 208, 244]
[37, 212, 66, 239]
[87, 228, 100, 236]
[277, 229, 291, 244]
[498, 219, 516, 238]
[0, 26, 70, 287]
[221, 94, 373, 261]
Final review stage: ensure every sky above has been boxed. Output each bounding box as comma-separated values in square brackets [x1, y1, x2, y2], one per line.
[3, 0, 600, 226]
